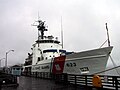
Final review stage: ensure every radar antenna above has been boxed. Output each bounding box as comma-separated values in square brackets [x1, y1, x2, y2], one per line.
[32, 19, 48, 40]
[37, 20, 48, 39]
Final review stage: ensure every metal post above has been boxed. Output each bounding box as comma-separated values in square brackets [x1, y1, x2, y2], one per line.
[5, 52, 7, 68]
[115, 77, 118, 90]
[85, 75, 87, 86]
[75, 75, 77, 86]
[5, 50, 14, 73]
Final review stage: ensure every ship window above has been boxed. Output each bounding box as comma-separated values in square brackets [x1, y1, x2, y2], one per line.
[59, 50, 66, 53]
[38, 57, 40, 61]
[43, 49, 57, 53]
[37, 40, 60, 44]
[46, 57, 47, 60]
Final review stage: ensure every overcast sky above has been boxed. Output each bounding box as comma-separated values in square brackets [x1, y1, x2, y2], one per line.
[0, 0, 120, 67]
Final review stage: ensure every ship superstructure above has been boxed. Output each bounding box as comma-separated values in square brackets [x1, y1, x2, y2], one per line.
[31, 20, 67, 65]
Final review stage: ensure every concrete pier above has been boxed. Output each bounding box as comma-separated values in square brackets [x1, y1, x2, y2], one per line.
[2, 76, 90, 90]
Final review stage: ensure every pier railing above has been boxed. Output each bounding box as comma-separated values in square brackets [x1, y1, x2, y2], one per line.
[67, 74, 120, 90]
[22, 72, 120, 90]
[0, 72, 18, 88]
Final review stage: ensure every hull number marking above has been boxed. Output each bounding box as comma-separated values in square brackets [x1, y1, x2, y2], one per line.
[66, 62, 76, 67]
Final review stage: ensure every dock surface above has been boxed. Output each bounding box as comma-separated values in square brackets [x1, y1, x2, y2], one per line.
[2, 76, 90, 90]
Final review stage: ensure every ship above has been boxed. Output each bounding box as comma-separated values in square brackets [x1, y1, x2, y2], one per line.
[23, 19, 113, 75]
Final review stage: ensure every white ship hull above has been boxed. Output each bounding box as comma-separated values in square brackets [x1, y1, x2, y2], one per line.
[23, 19, 113, 75]
[29, 46, 113, 75]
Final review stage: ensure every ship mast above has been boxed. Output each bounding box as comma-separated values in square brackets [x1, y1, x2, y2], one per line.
[99, 23, 111, 48]
[61, 16, 64, 49]
[105, 23, 110, 47]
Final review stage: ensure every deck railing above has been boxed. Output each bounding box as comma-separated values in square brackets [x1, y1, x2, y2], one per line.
[22, 72, 120, 90]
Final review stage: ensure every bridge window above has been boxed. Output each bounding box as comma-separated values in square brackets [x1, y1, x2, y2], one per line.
[59, 50, 66, 53]
[43, 49, 57, 53]
[36, 40, 60, 44]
